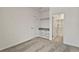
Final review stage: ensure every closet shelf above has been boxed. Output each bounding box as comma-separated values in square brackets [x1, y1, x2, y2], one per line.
[40, 17, 49, 20]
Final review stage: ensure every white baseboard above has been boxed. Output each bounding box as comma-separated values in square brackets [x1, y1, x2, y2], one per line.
[0, 35, 39, 51]
[39, 36, 49, 39]
[64, 41, 79, 47]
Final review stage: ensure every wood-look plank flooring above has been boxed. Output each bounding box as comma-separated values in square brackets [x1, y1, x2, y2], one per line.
[1, 37, 79, 52]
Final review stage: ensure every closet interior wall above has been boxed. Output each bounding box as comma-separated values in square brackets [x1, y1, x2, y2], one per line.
[38, 7, 50, 39]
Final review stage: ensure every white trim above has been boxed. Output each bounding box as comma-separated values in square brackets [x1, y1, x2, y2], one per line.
[0, 35, 39, 51]
[39, 36, 49, 39]
[49, 7, 53, 40]
[64, 41, 79, 47]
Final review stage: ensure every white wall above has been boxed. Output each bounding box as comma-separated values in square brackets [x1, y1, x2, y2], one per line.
[39, 7, 49, 28]
[0, 7, 40, 50]
[51, 7, 79, 47]
[0, 9, 3, 41]
[64, 8, 79, 47]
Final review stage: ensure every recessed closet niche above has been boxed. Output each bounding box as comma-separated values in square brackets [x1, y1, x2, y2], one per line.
[39, 7, 49, 39]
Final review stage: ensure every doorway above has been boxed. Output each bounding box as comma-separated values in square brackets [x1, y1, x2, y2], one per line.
[50, 13, 64, 41]
[53, 13, 64, 39]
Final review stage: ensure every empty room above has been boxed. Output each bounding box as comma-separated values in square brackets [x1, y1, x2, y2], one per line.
[0, 7, 79, 52]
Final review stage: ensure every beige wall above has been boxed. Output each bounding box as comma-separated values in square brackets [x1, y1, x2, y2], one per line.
[0, 8, 40, 50]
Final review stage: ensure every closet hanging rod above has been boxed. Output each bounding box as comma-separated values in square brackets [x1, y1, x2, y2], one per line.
[39, 28, 49, 31]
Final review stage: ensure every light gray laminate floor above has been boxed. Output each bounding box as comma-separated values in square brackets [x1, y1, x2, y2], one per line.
[1, 37, 79, 52]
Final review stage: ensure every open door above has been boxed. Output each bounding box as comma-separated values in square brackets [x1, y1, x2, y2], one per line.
[52, 13, 64, 40]
[49, 13, 64, 44]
